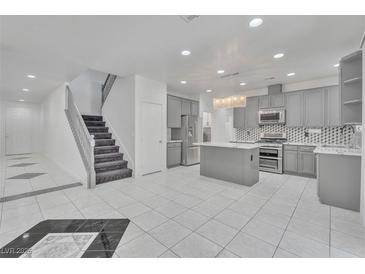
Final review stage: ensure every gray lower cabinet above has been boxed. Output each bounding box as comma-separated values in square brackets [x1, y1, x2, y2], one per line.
[167, 95, 182, 128]
[181, 99, 191, 115]
[167, 143, 181, 167]
[285, 92, 303, 127]
[233, 107, 245, 128]
[284, 145, 316, 178]
[244, 97, 259, 128]
[303, 88, 325, 127]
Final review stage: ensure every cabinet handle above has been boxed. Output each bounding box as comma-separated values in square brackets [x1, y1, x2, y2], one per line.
[250, 154, 253, 161]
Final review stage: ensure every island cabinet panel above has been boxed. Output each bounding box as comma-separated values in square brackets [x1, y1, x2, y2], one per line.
[270, 94, 285, 108]
[167, 95, 182, 128]
[303, 88, 325, 127]
[244, 97, 259, 128]
[325, 86, 341, 126]
[233, 107, 245, 128]
[181, 99, 191, 115]
[285, 92, 303, 127]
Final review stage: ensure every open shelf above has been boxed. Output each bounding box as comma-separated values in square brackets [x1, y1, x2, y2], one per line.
[343, 99, 362, 105]
[343, 76, 362, 85]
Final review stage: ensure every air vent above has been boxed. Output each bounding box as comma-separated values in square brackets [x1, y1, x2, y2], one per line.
[265, 76, 276, 80]
[220, 72, 239, 79]
[179, 15, 200, 23]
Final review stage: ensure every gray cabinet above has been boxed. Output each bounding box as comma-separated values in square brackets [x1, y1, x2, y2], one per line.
[167, 96, 182, 128]
[167, 143, 181, 167]
[285, 92, 303, 127]
[245, 97, 259, 128]
[191, 101, 199, 116]
[325, 86, 341, 126]
[181, 100, 191, 115]
[233, 107, 245, 128]
[270, 94, 285, 108]
[259, 94, 285, 109]
[284, 147, 298, 174]
[303, 88, 325, 127]
[284, 145, 316, 178]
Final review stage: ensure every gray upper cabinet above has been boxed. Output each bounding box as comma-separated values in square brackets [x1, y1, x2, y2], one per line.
[245, 97, 259, 128]
[303, 88, 325, 127]
[233, 107, 245, 128]
[167, 95, 182, 128]
[259, 94, 285, 109]
[191, 101, 199, 116]
[181, 99, 191, 115]
[325, 86, 341, 127]
[285, 92, 303, 127]
[259, 96, 269, 109]
[270, 94, 285, 108]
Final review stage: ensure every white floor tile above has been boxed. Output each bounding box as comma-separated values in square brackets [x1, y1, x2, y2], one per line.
[173, 209, 210, 231]
[214, 209, 251, 230]
[116, 234, 167, 258]
[132, 210, 168, 231]
[331, 230, 365, 257]
[150, 220, 191, 247]
[196, 219, 238, 247]
[242, 218, 285, 246]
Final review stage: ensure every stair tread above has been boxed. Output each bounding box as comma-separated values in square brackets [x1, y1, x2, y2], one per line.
[95, 152, 123, 158]
[95, 160, 127, 168]
[96, 168, 132, 177]
[95, 145, 119, 149]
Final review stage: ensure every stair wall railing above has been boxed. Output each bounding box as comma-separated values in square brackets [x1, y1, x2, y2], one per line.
[65, 85, 96, 188]
[101, 73, 117, 106]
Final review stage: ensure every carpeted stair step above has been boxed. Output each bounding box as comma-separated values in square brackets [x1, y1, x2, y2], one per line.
[96, 168, 133, 185]
[85, 120, 106, 127]
[82, 115, 103, 121]
[94, 145, 119, 155]
[92, 132, 112, 139]
[95, 139, 115, 147]
[88, 126, 109, 133]
[94, 152, 124, 163]
[95, 160, 128, 173]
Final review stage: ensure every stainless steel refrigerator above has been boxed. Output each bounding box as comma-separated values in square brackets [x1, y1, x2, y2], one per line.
[181, 115, 200, 166]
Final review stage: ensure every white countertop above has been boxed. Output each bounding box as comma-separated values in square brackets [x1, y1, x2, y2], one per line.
[314, 146, 362, 157]
[167, 140, 183, 143]
[194, 142, 260, 150]
[283, 142, 318, 146]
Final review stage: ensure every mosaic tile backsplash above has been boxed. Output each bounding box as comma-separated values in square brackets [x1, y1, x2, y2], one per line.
[234, 124, 358, 145]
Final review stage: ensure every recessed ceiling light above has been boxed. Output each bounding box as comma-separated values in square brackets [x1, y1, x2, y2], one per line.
[287, 72, 296, 77]
[273, 53, 284, 59]
[217, 70, 225, 74]
[239, 82, 246, 86]
[249, 18, 263, 28]
[181, 50, 191, 56]
[180, 80, 187, 84]
[27, 74, 36, 79]
[18, 99, 25, 102]
[333, 63, 340, 67]
[206, 89, 212, 93]
[22, 88, 29, 92]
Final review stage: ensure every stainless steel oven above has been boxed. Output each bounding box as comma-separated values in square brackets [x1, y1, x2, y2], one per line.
[258, 109, 285, 125]
[259, 145, 283, 174]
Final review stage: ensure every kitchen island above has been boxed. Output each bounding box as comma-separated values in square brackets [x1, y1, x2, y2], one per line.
[194, 142, 260, 186]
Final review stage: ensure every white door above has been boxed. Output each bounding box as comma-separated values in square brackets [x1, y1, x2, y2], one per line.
[141, 102, 163, 175]
[5, 107, 33, 155]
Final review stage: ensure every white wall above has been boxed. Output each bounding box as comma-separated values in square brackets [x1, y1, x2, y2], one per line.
[135, 75, 167, 176]
[40, 83, 87, 183]
[0, 101, 42, 155]
[102, 76, 135, 172]
[69, 69, 107, 115]
[361, 48, 365, 225]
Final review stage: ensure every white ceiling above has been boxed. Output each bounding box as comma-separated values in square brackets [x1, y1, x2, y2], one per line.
[0, 15, 364, 102]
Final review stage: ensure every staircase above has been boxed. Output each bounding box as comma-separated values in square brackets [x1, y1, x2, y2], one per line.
[82, 115, 132, 185]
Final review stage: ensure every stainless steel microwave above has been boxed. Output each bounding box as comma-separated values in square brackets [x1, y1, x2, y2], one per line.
[258, 109, 285, 125]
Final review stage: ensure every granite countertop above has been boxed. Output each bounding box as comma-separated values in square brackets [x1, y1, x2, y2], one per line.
[283, 142, 319, 146]
[167, 140, 183, 143]
[194, 142, 260, 150]
[313, 146, 361, 157]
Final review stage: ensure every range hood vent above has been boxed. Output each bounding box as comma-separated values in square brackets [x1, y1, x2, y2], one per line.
[220, 72, 239, 79]
[268, 84, 283, 95]
[179, 15, 200, 23]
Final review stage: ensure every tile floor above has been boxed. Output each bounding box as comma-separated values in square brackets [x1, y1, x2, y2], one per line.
[1, 154, 365, 258]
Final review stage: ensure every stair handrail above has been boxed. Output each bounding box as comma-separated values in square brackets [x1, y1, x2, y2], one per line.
[65, 85, 96, 188]
[101, 73, 117, 106]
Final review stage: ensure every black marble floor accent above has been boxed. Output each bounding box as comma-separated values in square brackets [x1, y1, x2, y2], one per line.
[0, 182, 83, 203]
[0, 219, 130, 258]
[9, 163, 37, 167]
[8, 172, 46, 179]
